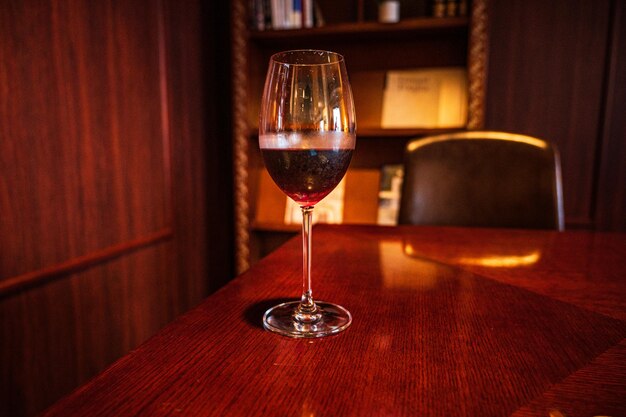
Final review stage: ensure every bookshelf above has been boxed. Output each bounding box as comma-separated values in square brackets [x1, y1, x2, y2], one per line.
[231, 0, 487, 272]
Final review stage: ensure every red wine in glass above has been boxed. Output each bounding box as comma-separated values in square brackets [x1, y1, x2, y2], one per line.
[261, 148, 353, 207]
[259, 50, 356, 338]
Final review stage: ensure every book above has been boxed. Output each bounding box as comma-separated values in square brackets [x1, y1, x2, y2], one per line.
[270, 0, 283, 29]
[302, 0, 314, 28]
[377, 165, 404, 225]
[251, 0, 266, 30]
[292, 0, 302, 28]
[381, 67, 468, 128]
[251, 0, 319, 30]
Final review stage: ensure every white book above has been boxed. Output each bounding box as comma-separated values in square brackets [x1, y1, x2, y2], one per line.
[271, 0, 284, 29]
[303, 0, 314, 28]
[283, 0, 292, 29]
[381, 68, 468, 128]
[377, 165, 404, 226]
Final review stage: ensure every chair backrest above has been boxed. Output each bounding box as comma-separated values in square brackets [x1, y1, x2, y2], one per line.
[398, 131, 564, 230]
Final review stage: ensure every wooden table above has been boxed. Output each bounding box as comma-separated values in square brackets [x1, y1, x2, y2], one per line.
[43, 225, 626, 417]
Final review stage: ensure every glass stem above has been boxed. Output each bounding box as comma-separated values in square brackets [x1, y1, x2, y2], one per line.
[296, 206, 320, 323]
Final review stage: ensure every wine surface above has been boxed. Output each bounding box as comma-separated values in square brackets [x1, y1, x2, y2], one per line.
[261, 149, 353, 207]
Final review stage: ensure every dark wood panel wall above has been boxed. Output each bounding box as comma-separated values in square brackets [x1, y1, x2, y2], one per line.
[595, 0, 626, 231]
[0, 1, 233, 416]
[484, 0, 625, 231]
[1, 0, 170, 290]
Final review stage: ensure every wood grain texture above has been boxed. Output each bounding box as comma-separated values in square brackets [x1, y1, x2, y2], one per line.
[484, 0, 612, 228]
[401, 227, 626, 322]
[42, 225, 626, 417]
[0, 228, 172, 296]
[161, 0, 234, 294]
[0, 0, 169, 281]
[0, 243, 177, 417]
[513, 339, 626, 417]
[248, 17, 469, 41]
[0, 0, 232, 415]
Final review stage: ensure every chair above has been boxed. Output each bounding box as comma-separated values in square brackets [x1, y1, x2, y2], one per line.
[398, 131, 565, 230]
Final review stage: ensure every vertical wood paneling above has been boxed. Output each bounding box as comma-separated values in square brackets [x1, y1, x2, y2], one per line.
[484, 0, 612, 227]
[0, 0, 169, 280]
[595, 0, 626, 231]
[0, 0, 233, 416]
[161, 0, 234, 297]
[0, 243, 176, 417]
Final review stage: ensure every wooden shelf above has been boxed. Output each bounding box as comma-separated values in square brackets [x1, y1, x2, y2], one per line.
[251, 221, 300, 233]
[248, 127, 465, 139]
[357, 127, 465, 138]
[248, 17, 469, 43]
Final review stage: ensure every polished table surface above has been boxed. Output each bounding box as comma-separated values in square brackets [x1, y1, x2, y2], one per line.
[43, 225, 626, 417]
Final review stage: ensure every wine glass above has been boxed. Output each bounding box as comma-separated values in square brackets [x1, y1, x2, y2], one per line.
[259, 50, 356, 338]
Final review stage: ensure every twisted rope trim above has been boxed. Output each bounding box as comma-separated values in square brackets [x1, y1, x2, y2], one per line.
[467, 0, 488, 130]
[232, 0, 250, 273]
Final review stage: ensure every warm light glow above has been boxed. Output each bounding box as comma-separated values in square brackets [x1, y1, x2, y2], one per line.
[403, 243, 418, 257]
[456, 251, 541, 267]
[379, 241, 439, 289]
[301, 399, 316, 417]
[407, 131, 549, 152]
[404, 243, 541, 268]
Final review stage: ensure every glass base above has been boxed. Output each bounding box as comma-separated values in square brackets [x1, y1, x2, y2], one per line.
[263, 301, 352, 338]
